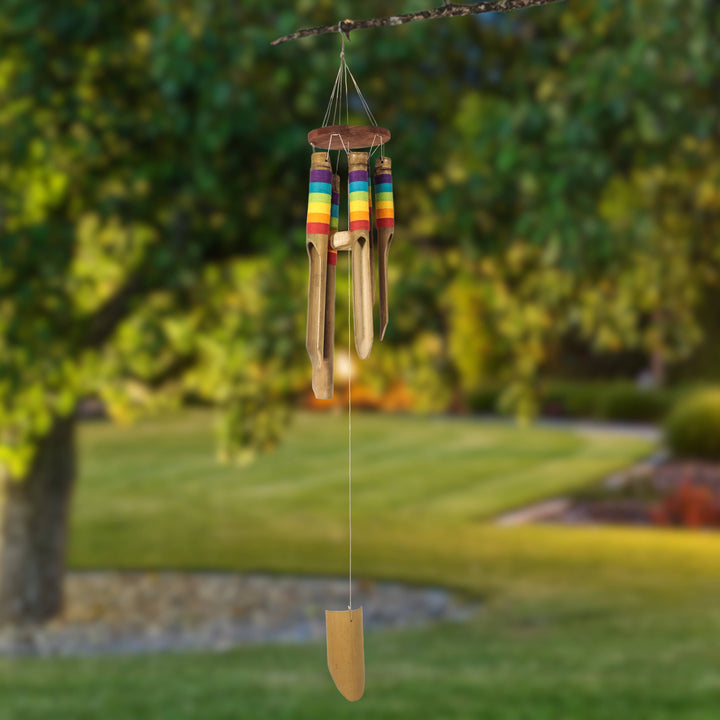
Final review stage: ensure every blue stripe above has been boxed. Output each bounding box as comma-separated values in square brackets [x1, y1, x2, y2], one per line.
[375, 183, 393, 194]
[349, 181, 368, 193]
[309, 181, 332, 194]
[331, 206, 339, 218]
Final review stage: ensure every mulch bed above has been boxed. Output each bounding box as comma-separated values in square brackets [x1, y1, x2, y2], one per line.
[557, 460, 720, 528]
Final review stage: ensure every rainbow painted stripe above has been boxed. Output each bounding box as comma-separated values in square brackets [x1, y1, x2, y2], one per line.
[306, 167, 332, 235]
[348, 168, 370, 232]
[329, 175, 340, 266]
[374, 171, 394, 229]
[368, 162, 373, 230]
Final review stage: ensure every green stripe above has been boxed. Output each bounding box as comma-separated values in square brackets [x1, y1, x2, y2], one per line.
[308, 193, 331, 204]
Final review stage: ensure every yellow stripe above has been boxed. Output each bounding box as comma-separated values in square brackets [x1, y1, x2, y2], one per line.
[375, 201, 394, 210]
[349, 201, 369, 213]
[308, 202, 332, 214]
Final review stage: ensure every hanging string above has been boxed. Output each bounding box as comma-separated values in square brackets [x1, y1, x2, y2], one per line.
[368, 133, 382, 160]
[321, 63, 343, 129]
[346, 52, 352, 128]
[321, 28, 378, 135]
[346, 64, 378, 128]
[317, 26, 384, 615]
[347, 236, 353, 613]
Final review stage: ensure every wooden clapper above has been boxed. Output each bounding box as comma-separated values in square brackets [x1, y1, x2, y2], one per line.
[303, 40, 396, 702]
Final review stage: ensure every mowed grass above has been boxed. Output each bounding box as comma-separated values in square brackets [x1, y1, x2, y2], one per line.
[3, 411, 720, 719]
[67, 410, 653, 573]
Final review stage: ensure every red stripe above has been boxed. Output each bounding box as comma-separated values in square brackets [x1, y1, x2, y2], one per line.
[376, 218, 394, 228]
[306, 222, 330, 234]
[349, 220, 370, 231]
[328, 250, 337, 265]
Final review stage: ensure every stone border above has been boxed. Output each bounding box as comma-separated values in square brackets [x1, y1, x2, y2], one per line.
[0, 571, 481, 657]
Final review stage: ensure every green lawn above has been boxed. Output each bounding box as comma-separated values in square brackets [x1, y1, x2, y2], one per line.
[68, 411, 654, 574]
[3, 411, 720, 719]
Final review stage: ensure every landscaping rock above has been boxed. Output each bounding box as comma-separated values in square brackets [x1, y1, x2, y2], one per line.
[0, 571, 479, 657]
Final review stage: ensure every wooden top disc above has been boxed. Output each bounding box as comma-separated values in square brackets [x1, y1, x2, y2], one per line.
[308, 125, 391, 150]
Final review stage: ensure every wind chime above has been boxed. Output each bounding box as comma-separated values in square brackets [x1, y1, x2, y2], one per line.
[304, 35, 394, 702]
[305, 45, 394, 400]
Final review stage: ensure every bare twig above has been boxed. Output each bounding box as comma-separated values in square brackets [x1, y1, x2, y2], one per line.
[271, 0, 563, 46]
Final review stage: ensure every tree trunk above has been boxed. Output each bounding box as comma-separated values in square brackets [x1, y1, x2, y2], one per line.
[649, 307, 666, 387]
[0, 417, 76, 625]
[650, 347, 666, 387]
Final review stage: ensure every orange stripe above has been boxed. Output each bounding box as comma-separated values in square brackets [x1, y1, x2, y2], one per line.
[307, 212, 331, 223]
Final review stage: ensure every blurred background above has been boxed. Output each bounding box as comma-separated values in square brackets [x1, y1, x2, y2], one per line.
[1, 0, 720, 718]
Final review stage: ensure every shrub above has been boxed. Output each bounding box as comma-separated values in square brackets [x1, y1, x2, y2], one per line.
[651, 480, 720, 528]
[599, 384, 674, 422]
[541, 381, 601, 418]
[540, 381, 674, 422]
[665, 389, 720, 460]
[467, 386, 501, 413]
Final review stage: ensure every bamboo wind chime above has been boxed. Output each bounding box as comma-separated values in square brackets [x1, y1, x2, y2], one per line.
[303, 37, 395, 703]
[305, 50, 394, 400]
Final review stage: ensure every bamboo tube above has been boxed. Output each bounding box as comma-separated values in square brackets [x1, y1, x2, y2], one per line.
[374, 156, 394, 340]
[312, 174, 340, 399]
[333, 151, 373, 359]
[306, 153, 332, 373]
[368, 158, 377, 308]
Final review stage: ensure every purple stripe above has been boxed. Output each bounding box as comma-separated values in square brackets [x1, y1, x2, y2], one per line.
[348, 170, 368, 182]
[309, 169, 332, 182]
[331, 192, 340, 204]
[375, 173, 392, 184]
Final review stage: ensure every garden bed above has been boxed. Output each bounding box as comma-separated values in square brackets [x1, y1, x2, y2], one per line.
[0, 571, 479, 657]
[498, 458, 720, 528]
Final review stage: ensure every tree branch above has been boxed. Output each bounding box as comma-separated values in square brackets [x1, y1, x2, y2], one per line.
[83, 241, 246, 351]
[271, 0, 563, 46]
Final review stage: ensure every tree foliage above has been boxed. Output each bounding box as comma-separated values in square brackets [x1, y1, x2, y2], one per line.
[0, 1, 313, 475]
[0, 0, 718, 476]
